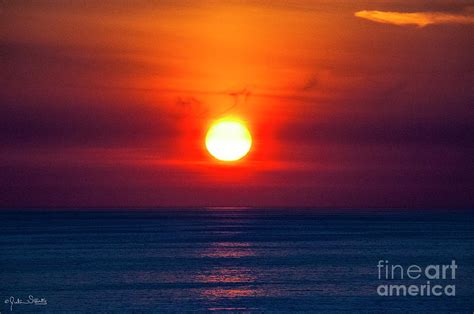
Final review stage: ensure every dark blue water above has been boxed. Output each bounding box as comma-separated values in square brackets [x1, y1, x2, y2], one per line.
[1, 208, 473, 312]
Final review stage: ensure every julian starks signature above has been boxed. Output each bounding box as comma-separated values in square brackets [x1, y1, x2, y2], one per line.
[4, 295, 47, 311]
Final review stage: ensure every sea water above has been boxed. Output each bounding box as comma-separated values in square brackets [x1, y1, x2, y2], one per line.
[1, 208, 473, 312]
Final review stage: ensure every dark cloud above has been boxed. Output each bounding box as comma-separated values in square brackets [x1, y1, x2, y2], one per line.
[1, 41, 171, 89]
[0, 99, 179, 148]
[279, 114, 473, 147]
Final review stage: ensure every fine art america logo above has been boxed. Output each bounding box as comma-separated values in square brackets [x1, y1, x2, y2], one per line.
[376, 260, 457, 297]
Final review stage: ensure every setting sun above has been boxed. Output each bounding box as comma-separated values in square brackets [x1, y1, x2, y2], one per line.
[205, 120, 252, 161]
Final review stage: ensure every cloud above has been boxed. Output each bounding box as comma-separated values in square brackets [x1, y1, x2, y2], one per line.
[0, 99, 180, 148]
[355, 9, 474, 27]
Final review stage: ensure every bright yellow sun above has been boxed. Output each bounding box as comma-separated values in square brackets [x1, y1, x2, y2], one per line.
[205, 120, 252, 161]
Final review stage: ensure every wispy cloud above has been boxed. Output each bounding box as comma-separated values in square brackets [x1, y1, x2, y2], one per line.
[355, 9, 474, 27]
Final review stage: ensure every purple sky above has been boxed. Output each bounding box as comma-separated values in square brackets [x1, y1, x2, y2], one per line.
[1, 1, 473, 208]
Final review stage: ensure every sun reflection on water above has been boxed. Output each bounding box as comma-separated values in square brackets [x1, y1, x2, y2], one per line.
[200, 241, 255, 258]
[197, 241, 265, 308]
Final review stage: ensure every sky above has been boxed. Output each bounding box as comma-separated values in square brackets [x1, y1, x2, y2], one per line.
[1, 0, 473, 208]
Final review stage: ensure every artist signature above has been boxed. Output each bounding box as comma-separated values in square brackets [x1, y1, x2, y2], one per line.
[4, 295, 47, 311]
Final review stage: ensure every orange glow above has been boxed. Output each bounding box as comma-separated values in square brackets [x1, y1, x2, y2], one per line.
[2, 2, 471, 207]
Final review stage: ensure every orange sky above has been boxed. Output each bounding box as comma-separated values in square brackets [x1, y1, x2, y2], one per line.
[1, 1, 473, 208]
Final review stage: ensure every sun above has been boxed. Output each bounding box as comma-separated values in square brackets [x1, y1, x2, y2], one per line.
[205, 119, 252, 161]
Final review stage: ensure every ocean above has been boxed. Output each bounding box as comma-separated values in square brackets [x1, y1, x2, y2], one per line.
[1, 208, 473, 312]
